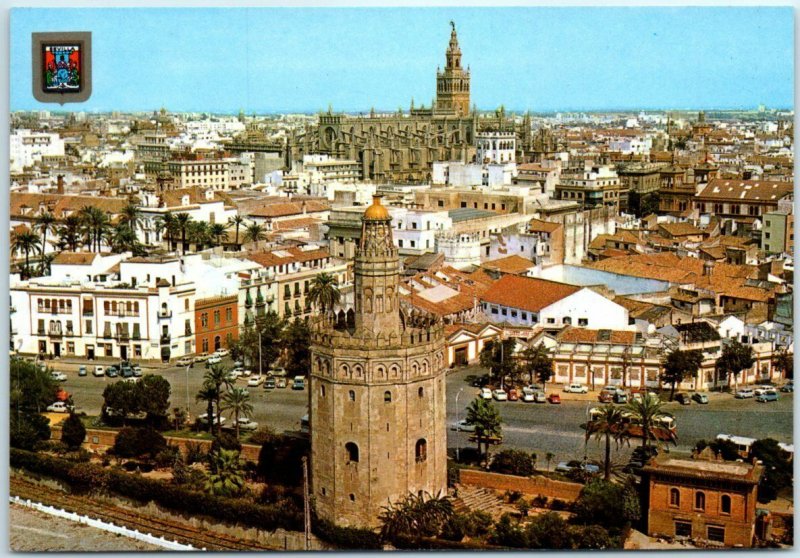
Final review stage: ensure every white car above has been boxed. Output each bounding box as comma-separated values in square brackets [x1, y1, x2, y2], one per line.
[247, 375, 264, 387]
[735, 388, 755, 399]
[564, 383, 589, 394]
[207, 355, 222, 365]
[479, 387, 493, 400]
[194, 353, 210, 363]
[50, 371, 67, 382]
[93, 365, 105, 377]
[197, 413, 226, 425]
[753, 385, 773, 397]
[229, 369, 243, 379]
[46, 401, 71, 413]
[450, 419, 476, 432]
[214, 348, 230, 358]
[492, 389, 508, 401]
[269, 366, 287, 377]
[521, 387, 536, 402]
[122, 376, 140, 383]
[241, 369, 253, 377]
[177, 356, 194, 367]
[223, 417, 259, 431]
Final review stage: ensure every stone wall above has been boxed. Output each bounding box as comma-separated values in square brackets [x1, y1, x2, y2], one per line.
[458, 469, 583, 502]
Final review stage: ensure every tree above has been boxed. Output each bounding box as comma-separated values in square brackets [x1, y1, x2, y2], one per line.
[243, 222, 266, 244]
[572, 525, 614, 549]
[584, 404, 628, 481]
[520, 343, 553, 390]
[717, 339, 755, 391]
[11, 358, 58, 413]
[195, 382, 218, 434]
[209, 223, 228, 247]
[750, 438, 793, 503]
[465, 397, 503, 467]
[188, 220, 211, 250]
[625, 393, 672, 449]
[79, 205, 110, 252]
[772, 346, 793, 380]
[572, 479, 640, 536]
[228, 215, 245, 248]
[479, 339, 517, 389]
[119, 201, 141, 233]
[57, 214, 83, 252]
[378, 491, 454, 542]
[156, 211, 179, 251]
[175, 212, 192, 253]
[282, 318, 311, 378]
[204, 364, 234, 434]
[545, 452, 555, 472]
[10, 412, 50, 450]
[307, 272, 341, 317]
[11, 230, 42, 279]
[222, 387, 253, 438]
[35, 211, 57, 272]
[661, 349, 703, 401]
[205, 448, 246, 497]
[138, 374, 171, 421]
[489, 449, 535, 476]
[101, 380, 141, 425]
[61, 413, 87, 450]
[256, 431, 309, 486]
[113, 426, 167, 459]
[694, 438, 740, 461]
[525, 511, 573, 549]
[237, 311, 285, 373]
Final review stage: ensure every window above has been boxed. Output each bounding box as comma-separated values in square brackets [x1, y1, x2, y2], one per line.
[345, 442, 359, 463]
[669, 488, 680, 507]
[85, 320, 92, 334]
[384, 391, 392, 402]
[349, 494, 355, 502]
[226, 308, 232, 321]
[491, 307, 498, 315]
[201, 313, 208, 327]
[707, 526, 725, 543]
[415, 439, 427, 462]
[563, 317, 572, 325]
[578, 318, 588, 326]
[320, 385, 326, 397]
[547, 318, 555, 324]
[521, 312, 527, 320]
[501, 309, 507, 316]
[437, 200, 444, 207]
[721, 495, 731, 514]
[418, 387, 424, 397]
[349, 390, 355, 401]
[695, 491, 706, 511]
[675, 521, 692, 538]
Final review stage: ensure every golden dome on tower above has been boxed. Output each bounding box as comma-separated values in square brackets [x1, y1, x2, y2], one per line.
[363, 195, 390, 220]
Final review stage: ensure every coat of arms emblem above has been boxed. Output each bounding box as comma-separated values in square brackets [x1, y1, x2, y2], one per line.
[43, 44, 82, 92]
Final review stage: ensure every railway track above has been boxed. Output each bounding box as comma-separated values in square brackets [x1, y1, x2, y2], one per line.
[10, 476, 279, 551]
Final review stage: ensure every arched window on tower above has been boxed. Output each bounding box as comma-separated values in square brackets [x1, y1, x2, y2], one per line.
[695, 491, 706, 511]
[345, 442, 359, 464]
[669, 488, 680, 507]
[415, 439, 427, 463]
[384, 391, 392, 402]
[721, 495, 731, 514]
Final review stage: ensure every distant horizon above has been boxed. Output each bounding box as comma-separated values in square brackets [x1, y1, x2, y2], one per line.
[11, 7, 793, 114]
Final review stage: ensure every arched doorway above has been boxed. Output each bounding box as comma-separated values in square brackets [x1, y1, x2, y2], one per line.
[214, 336, 221, 351]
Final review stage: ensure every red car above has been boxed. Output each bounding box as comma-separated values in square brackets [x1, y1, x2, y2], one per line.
[547, 393, 561, 404]
[507, 388, 520, 401]
[598, 391, 614, 403]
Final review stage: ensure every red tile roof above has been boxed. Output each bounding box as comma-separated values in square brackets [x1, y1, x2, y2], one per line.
[481, 275, 580, 313]
[481, 255, 535, 275]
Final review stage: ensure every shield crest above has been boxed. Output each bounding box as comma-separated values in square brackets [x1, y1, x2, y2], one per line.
[42, 43, 82, 92]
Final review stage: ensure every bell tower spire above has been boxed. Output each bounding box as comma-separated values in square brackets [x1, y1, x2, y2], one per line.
[435, 22, 470, 116]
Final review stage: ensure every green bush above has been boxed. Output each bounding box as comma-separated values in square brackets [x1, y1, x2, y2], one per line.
[312, 518, 382, 550]
[10, 412, 51, 450]
[61, 413, 87, 450]
[490, 449, 535, 477]
[211, 432, 241, 454]
[112, 427, 167, 459]
[571, 479, 640, 534]
[440, 510, 494, 542]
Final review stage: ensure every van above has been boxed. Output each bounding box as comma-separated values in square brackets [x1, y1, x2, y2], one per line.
[292, 376, 306, 390]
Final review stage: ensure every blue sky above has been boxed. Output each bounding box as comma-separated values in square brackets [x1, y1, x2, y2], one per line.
[10, 7, 794, 113]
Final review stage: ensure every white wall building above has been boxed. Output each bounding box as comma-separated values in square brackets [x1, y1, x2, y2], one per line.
[10, 129, 65, 172]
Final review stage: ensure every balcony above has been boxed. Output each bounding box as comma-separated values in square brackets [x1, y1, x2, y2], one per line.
[158, 310, 173, 319]
[47, 330, 63, 338]
[83, 309, 94, 316]
[37, 328, 45, 336]
[160, 333, 171, 344]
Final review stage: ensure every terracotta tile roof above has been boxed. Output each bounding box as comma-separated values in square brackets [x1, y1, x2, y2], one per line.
[11, 193, 128, 220]
[52, 252, 98, 265]
[557, 326, 636, 345]
[528, 219, 561, 234]
[245, 246, 330, 268]
[481, 255, 535, 275]
[697, 179, 793, 202]
[698, 245, 726, 260]
[588, 253, 757, 285]
[402, 265, 492, 318]
[273, 217, 323, 231]
[245, 200, 330, 219]
[658, 222, 704, 238]
[481, 275, 580, 313]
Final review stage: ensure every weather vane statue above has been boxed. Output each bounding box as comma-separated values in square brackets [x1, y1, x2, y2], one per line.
[450, 20, 455, 31]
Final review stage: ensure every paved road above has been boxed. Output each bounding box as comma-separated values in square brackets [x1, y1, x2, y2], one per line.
[55, 361, 792, 466]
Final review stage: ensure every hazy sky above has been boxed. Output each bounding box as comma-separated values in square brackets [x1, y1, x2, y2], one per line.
[10, 7, 794, 113]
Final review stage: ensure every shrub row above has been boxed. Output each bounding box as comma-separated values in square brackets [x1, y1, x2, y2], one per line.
[392, 534, 504, 550]
[311, 518, 383, 550]
[11, 449, 302, 533]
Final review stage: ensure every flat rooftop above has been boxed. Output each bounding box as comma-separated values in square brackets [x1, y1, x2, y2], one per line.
[448, 208, 497, 222]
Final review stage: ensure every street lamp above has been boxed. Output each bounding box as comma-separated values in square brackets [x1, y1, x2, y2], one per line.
[455, 388, 464, 462]
[258, 331, 263, 377]
[185, 363, 191, 419]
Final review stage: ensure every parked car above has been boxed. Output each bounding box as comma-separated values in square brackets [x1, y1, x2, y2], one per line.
[555, 460, 600, 475]
[240, 369, 253, 377]
[471, 375, 490, 388]
[674, 393, 691, 405]
[598, 391, 614, 403]
[46, 401, 73, 413]
[292, 376, 306, 390]
[93, 365, 105, 377]
[533, 391, 547, 403]
[194, 353, 210, 363]
[507, 388, 520, 402]
[735, 388, 755, 399]
[132, 365, 142, 377]
[78, 365, 87, 377]
[753, 385, 774, 397]
[105, 366, 119, 378]
[613, 391, 628, 404]
[232, 360, 244, 369]
[122, 367, 135, 379]
[223, 417, 258, 431]
[177, 356, 194, 367]
[214, 348, 230, 358]
[479, 387, 492, 400]
[263, 377, 276, 390]
[50, 371, 67, 382]
[122, 376, 140, 383]
[247, 375, 264, 387]
[270, 366, 288, 377]
[276, 377, 288, 389]
[692, 392, 709, 404]
[207, 354, 222, 365]
[547, 393, 561, 404]
[197, 413, 225, 426]
[492, 389, 508, 401]
[756, 390, 779, 403]
[564, 383, 588, 394]
[230, 367, 245, 378]
[780, 381, 794, 393]
[450, 419, 476, 432]
[521, 387, 536, 403]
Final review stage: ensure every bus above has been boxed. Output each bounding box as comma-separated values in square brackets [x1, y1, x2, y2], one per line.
[586, 407, 677, 442]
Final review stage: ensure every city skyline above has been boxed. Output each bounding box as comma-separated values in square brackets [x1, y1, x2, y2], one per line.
[11, 7, 794, 114]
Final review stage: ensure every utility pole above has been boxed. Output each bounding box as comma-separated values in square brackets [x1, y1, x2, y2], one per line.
[258, 331, 263, 377]
[302, 455, 311, 550]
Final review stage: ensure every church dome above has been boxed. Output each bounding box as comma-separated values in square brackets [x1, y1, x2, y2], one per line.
[364, 195, 390, 220]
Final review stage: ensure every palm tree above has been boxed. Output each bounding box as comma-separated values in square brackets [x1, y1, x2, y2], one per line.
[156, 211, 178, 251]
[175, 213, 192, 254]
[12, 230, 42, 279]
[227, 215, 245, 248]
[196, 382, 218, 434]
[204, 364, 234, 435]
[465, 397, 503, 468]
[79, 205, 110, 252]
[625, 393, 672, 449]
[585, 404, 628, 481]
[243, 222, 266, 244]
[545, 452, 555, 472]
[39, 253, 56, 277]
[209, 223, 228, 247]
[205, 448, 245, 496]
[119, 201, 141, 233]
[57, 214, 83, 252]
[35, 211, 57, 260]
[222, 387, 253, 438]
[379, 490, 454, 542]
[188, 220, 210, 251]
[307, 272, 341, 317]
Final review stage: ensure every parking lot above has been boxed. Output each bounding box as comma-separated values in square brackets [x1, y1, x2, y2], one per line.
[52, 360, 792, 466]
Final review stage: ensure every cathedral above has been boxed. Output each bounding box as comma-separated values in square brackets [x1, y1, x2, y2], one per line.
[309, 196, 448, 528]
[289, 23, 539, 183]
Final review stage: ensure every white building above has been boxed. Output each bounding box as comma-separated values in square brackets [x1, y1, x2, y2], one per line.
[10, 129, 65, 172]
[476, 131, 516, 164]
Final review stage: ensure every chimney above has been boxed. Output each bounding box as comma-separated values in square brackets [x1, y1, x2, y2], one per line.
[57, 174, 65, 195]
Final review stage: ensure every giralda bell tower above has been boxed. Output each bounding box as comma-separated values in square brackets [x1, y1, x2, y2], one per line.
[435, 21, 471, 116]
[309, 196, 447, 529]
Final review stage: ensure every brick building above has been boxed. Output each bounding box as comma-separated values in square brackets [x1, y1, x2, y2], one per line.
[194, 294, 239, 354]
[642, 453, 763, 547]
